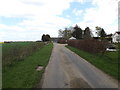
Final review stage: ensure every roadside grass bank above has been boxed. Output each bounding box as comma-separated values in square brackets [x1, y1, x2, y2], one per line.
[2, 43, 53, 88]
[0, 44, 2, 90]
[66, 45, 119, 80]
[2, 42, 44, 66]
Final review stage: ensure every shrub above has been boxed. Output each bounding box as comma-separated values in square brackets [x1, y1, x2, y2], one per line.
[68, 39, 107, 53]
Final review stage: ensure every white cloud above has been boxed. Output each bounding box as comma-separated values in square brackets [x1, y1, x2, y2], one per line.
[0, 0, 118, 41]
[0, 24, 25, 32]
[0, 24, 59, 41]
[0, 0, 73, 41]
[18, 16, 71, 28]
[76, 0, 118, 34]
[0, 0, 73, 17]
[74, 0, 91, 4]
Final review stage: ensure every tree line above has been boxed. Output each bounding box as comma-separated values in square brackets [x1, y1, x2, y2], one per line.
[58, 24, 107, 40]
[41, 24, 107, 42]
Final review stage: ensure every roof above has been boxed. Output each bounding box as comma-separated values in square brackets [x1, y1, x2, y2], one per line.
[106, 34, 112, 37]
[116, 32, 120, 34]
[113, 32, 120, 36]
[69, 37, 76, 40]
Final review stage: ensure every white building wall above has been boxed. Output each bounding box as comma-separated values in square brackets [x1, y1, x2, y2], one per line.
[112, 33, 120, 43]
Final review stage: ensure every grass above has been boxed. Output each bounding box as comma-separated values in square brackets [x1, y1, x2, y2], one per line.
[114, 42, 120, 49]
[66, 45, 119, 80]
[0, 42, 4, 44]
[2, 43, 53, 88]
[0, 44, 2, 89]
[2, 42, 44, 66]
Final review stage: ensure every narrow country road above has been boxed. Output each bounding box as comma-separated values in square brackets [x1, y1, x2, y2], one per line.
[41, 43, 119, 88]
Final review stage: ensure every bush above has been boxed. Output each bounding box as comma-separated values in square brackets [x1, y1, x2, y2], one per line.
[4, 41, 11, 43]
[68, 39, 107, 53]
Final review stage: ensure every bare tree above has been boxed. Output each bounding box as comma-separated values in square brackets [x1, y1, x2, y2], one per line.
[58, 28, 72, 40]
[95, 26, 102, 37]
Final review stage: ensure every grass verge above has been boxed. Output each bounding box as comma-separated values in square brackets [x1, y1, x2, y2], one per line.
[2, 43, 53, 88]
[2, 42, 45, 66]
[0, 44, 2, 90]
[66, 45, 119, 80]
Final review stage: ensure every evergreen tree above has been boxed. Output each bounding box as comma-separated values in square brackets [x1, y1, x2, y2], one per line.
[72, 24, 82, 39]
[84, 27, 92, 39]
[99, 28, 106, 38]
[46, 34, 51, 41]
[42, 34, 46, 42]
[41, 34, 51, 42]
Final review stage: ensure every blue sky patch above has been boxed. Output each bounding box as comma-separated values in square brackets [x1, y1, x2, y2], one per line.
[0, 16, 26, 25]
[59, 1, 96, 25]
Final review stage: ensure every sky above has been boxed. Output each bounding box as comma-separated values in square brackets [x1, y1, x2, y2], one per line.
[0, 0, 119, 41]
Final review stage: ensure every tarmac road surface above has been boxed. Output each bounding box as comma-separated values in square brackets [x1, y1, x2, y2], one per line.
[41, 43, 119, 88]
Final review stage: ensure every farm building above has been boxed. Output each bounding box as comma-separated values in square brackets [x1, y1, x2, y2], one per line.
[69, 37, 76, 40]
[112, 32, 120, 43]
[51, 37, 62, 42]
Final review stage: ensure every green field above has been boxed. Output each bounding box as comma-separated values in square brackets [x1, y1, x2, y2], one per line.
[2, 42, 53, 88]
[66, 45, 119, 80]
[2, 42, 44, 66]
